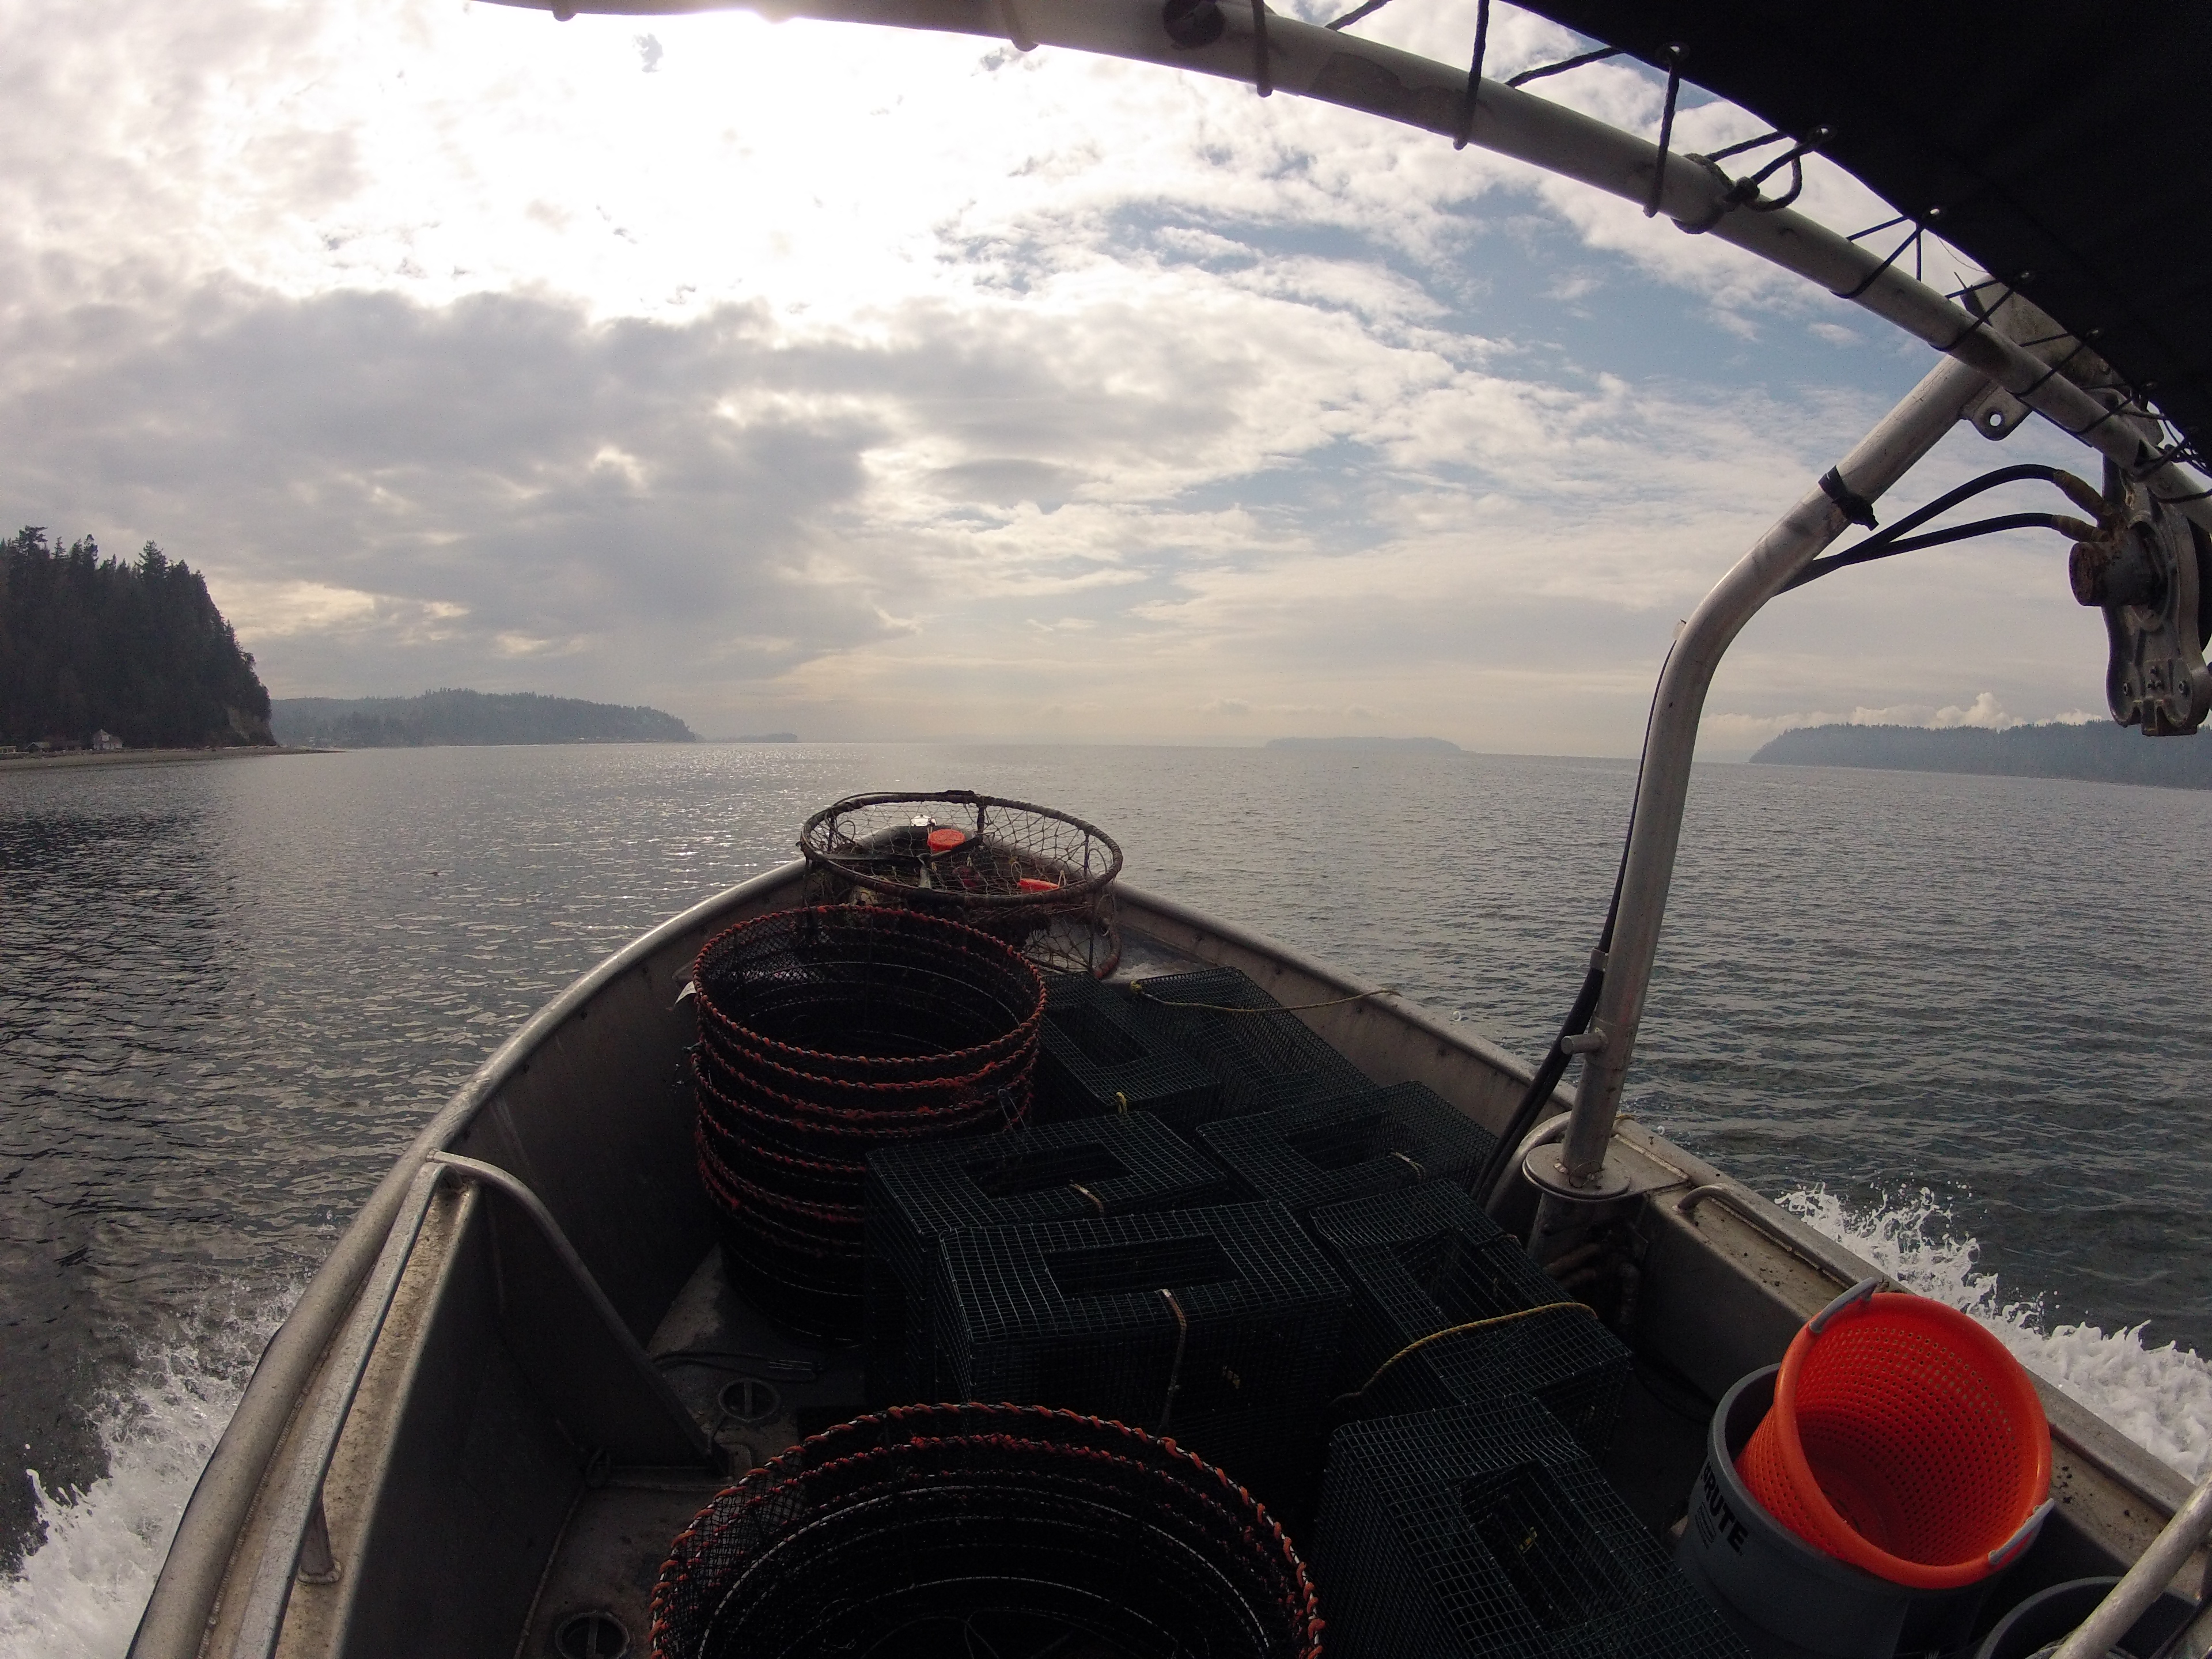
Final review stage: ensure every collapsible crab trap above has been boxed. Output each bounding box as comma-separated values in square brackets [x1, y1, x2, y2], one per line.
[863, 1109, 1232, 1408]
[1195, 1080, 1498, 1215]
[1035, 965, 1369, 1127]
[798, 789, 1124, 977]
[1122, 968, 1371, 1109]
[930, 1202, 1349, 1509]
[649, 1403, 1324, 1659]
[689, 906, 1045, 1336]
[1032, 974, 1224, 1129]
[1311, 1397, 1748, 1659]
[1310, 1183, 1630, 1455]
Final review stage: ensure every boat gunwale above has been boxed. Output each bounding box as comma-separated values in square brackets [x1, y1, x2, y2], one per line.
[127, 859, 810, 1659]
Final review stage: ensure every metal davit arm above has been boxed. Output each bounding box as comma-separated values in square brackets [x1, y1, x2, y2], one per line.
[1533, 351, 1993, 1230]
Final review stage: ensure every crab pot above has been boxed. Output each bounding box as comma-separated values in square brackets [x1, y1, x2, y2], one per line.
[1680, 1366, 2023, 1659]
[797, 789, 1126, 977]
[862, 1109, 1230, 1408]
[1033, 976, 1223, 1128]
[1313, 1396, 1752, 1659]
[1195, 1080, 1497, 1215]
[648, 1404, 1323, 1659]
[688, 907, 1044, 1336]
[930, 1202, 1349, 1512]
[1310, 1181, 1630, 1453]
[1120, 967, 1370, 1108]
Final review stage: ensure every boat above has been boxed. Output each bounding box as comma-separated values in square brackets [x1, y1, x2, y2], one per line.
[126, 4, 2212, 1657]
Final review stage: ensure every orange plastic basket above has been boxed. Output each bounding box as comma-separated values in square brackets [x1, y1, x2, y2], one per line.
[1737, 1283, 2052, 1589]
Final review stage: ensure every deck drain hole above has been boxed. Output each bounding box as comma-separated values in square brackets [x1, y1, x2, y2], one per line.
[718, 1376, 782, 1424]
[553, 1610, 629, 1658]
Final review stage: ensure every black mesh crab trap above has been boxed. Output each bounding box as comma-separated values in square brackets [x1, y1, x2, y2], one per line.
[1033, 976, 1223, 1128]
[798, 789, 1124, 977]
[649, 1403, 1323, 1659]
[1311, 1397, 1748, 1659]
[1195, 1081, 1498, 1216]
[931, 1203, 1349, 1509]
[1122, 968, 1370, 1109]
[863, 1109, 1232, 1408]
[688, 907, 1046, 1337]
[1309, 1183, 1630, 1455]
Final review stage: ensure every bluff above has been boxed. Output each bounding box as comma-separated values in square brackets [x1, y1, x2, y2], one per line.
[270, 689, 696, 748]
[0, 528, 273, 748]
[1749, 721, 2212, 790]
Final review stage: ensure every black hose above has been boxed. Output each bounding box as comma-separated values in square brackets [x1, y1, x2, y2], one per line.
[1784, 463, 2099, 593]
[1472, 639, 1675, 1213]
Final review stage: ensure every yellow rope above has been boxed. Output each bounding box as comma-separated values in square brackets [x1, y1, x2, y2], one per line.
[1126, 980, 1399, 1016]
[1334, 1302, 1599, 1409]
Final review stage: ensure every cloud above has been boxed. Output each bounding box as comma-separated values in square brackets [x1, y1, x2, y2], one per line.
[0, 0, 2125, 747]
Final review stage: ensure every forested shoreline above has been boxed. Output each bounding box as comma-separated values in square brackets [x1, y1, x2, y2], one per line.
[1750, 720, 2212, 789]
[270, 689, 696, 747]
[0, 528, 273, 749]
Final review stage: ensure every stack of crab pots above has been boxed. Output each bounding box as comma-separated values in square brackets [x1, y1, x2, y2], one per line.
[690, 905, 1046, 1337]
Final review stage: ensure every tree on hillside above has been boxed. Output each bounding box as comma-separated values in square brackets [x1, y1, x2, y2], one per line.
[0, 528, 274, 748]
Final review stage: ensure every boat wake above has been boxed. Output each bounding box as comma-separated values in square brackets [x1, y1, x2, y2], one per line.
[1783, 1187, 2212, 1483]
[0, 1290, 290, 1659]
[4, 1194, 2209, 1658]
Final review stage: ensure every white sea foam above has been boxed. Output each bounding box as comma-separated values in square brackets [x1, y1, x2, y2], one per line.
[1781, 1186, 2212, 1483]
[0, 1293, 289, 1659]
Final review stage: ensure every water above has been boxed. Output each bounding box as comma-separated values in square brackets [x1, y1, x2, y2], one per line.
[3, 744, 2209, 1652]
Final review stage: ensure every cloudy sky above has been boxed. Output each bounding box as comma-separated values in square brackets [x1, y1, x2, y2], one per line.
[3, 0, 2120, 752]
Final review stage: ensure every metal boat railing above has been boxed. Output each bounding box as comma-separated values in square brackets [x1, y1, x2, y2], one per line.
[125, 860, 809, 1659]
[1533, 348, 1995, 1229]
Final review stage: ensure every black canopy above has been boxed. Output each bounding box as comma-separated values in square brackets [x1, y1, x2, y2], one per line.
[1522, 3, 2211, 468]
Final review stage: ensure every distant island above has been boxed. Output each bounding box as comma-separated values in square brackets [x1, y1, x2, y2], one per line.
[1750, 721, 2212, 790]
[270, 690, 696, 748]
[1, 527, 274, 749]
[1266, 736, 1462, 753]
[731, 732, 798, 744]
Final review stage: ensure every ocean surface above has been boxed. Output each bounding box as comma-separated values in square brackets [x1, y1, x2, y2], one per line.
[3, 743, 2210, 1654]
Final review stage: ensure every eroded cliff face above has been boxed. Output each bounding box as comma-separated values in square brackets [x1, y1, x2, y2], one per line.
[226, 705, 277, 747]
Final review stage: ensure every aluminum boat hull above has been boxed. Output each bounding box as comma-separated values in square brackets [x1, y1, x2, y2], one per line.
[137, 863, 2207, 1659]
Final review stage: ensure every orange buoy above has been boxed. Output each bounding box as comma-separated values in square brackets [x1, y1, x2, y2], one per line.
[926, 827, 968, 853]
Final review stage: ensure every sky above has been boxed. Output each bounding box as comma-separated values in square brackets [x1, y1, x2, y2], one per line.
[1, 0, 2127, 754]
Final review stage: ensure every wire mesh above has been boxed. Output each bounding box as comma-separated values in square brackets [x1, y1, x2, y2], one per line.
[1195, 1081, 1498, 1215]
[799, 790, 1124, 977]
[695, 905, 1045, 1083]
[1310, 1183, 1630, 1453]
[1122, 968, 1372, 1108]
[649, 1403, 1323, 1659]
[689, 907, 1046, 1338]
[1312, 1398, 1748, 1659]
[933, 1203, 1349, 1510]
[1033, 981, 1224, 1129]
[863, 1110, 1233, 1408]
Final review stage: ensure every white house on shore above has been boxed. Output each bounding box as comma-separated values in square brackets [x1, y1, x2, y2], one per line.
[90, 730, 124, 752]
